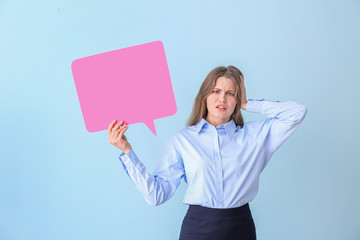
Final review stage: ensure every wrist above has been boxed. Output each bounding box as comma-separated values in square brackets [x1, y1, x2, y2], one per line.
[122, 145, 132, 154]
[241, 100, 248, 110]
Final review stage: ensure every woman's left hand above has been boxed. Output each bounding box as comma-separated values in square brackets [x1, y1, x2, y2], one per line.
[240, 75, 247, 110]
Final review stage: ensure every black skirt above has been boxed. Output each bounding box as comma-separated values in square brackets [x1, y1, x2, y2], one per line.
[179, 203, 256, 240]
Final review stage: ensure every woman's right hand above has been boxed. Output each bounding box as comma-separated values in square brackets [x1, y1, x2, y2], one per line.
[108, 120, 132, 154]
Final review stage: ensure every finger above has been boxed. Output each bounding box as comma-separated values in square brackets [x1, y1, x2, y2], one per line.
[114, 123, 128, 139]
[116, 125, 128, 141]
[114, 127, 123, 139]
[113, 120, 124, 131]
[111, 121, 124, 138]
[108, 120, 117, 135]
[117, 127, 127, 142]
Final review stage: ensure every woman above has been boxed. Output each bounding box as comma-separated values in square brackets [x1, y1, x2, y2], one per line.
[108, 66, 307, 240]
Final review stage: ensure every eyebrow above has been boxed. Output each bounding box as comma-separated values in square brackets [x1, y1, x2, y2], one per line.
[213, 88, 235, 92]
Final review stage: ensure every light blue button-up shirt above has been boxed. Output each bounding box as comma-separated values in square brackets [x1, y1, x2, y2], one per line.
[119, 99, 307, 208]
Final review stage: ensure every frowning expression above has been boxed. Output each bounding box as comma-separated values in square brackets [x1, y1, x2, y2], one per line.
[205, 76, 237, 126]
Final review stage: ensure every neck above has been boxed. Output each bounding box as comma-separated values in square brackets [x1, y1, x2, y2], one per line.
[205, 116, 230, 127]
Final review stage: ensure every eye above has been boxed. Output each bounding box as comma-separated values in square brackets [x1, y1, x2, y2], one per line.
[213, 90, 220, 94]
[227, 92, 235, 96]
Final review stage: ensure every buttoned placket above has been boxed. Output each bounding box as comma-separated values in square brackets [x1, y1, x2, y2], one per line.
[214, 126, 224, 207]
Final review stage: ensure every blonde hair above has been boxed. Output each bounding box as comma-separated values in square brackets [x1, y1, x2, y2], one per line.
[187, 65, 244, 127]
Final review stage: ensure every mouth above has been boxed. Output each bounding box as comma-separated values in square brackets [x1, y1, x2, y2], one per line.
[216, 105, 226, 110]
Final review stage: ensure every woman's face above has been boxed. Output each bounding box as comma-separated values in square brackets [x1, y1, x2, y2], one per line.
[205, 76, 237, 127]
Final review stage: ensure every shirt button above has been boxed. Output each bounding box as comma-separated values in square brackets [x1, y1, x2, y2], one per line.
[217, 181, 221, 184]
[216, 161, 220, 165]
[218, 201, 222, 204]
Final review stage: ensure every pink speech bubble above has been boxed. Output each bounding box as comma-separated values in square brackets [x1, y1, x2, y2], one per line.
[71, 41, 176, 135]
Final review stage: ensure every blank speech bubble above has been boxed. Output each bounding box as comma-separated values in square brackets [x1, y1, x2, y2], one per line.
[71, 41, 177, 135]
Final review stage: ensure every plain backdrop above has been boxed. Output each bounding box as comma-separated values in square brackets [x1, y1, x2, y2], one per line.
[1, 0, 359, 239]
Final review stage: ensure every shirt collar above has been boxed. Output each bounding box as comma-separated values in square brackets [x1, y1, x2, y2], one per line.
[194, 118, 237, 138]
[194, 118, 208, 133]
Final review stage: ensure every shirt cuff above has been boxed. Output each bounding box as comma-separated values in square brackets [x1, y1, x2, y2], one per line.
[245, 99, 265, 113]
[119, 149, 140, 173]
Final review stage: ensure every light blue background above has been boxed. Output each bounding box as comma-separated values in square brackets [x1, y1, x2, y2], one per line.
[1, 0, 359, 239]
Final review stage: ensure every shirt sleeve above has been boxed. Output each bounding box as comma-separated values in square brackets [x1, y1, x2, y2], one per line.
[246, 98, 307, 167]
[119, 134, 185, 206]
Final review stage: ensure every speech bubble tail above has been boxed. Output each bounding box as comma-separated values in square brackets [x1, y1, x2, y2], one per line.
[144, 121, 156, 136]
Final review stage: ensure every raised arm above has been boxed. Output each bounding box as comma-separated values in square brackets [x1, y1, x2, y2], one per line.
[239, 76, 307, 157]
[246, 99, 307, 160]
[108, 121, 185, 206]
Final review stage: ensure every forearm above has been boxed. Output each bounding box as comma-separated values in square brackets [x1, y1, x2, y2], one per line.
[119, 149, 182, 206]
[246, 98, 307, 123]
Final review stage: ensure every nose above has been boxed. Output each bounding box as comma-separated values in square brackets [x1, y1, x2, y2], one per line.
[218, 93, 226, 103]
